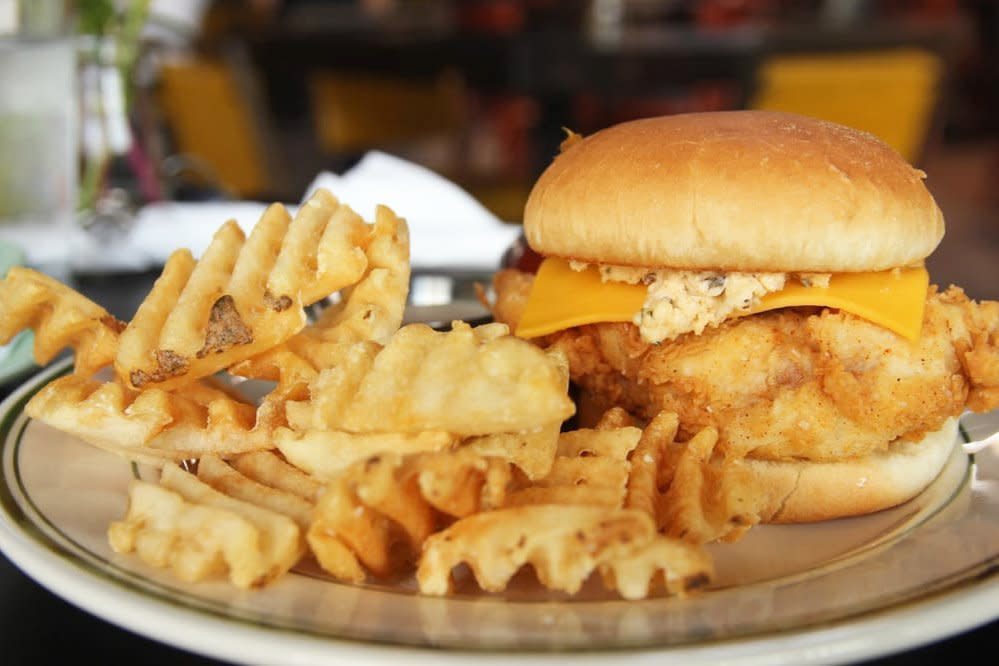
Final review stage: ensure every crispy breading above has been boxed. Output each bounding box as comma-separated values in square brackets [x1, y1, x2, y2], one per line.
[937, 286, 999, 411]
[488, 269, 535, 332]
[515, 280, 999, 462]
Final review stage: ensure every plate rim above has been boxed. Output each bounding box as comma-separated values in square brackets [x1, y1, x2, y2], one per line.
[0, 330, 36, 386]
[1, 360, 997, 665]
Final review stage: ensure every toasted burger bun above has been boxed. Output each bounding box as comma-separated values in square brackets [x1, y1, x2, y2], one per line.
[744, 416, 958, 523]
[525, 111, 944, 273]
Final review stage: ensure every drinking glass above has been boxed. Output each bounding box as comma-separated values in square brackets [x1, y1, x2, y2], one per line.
[0, 1, 76, 266]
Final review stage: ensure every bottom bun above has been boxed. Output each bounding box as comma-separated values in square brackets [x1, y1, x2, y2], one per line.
[747, 416, 959, 523]
[574, 387, 959, 523]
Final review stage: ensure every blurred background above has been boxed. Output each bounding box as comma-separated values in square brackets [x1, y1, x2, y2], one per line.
[0, 0, 996, 300]
[0, 4, 996, 659]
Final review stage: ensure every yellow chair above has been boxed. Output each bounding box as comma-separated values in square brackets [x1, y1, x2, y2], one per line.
[309, 72, 465, 154]
[158, 56, 273, 197]
[750, 49, 942, 162]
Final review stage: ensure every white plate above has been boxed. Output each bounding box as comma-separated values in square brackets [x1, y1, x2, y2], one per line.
[0, 239, 36, 386]
[0, 329, 35, 386]
[1, 360, 997, 665]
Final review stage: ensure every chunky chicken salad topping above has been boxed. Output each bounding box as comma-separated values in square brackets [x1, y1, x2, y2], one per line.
[568, 261, 830, 343]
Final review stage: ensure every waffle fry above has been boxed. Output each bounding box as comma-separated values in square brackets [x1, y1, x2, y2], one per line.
[3, 182, 734, 602]
[463, 420, 561, 482]
[503, 427, 642, 508]
[196, 455, 315, 529]
[624, 411, 680, 520]
[598, 536, 714, 600]
[230, 205, 410, 385]
[25, 374, 264, 464]
[275, 427, 458, 480]
[116, 190, 379, 391]
[462, 350, 569, 480]
[0, 267, 125, 375]
[305, 204, 410, 346]
[268, 189, 370, 306]
[656, 425, 789, 544]
[289, 321, 575, 436]
[108, 463, 303, 588]
[594, 406, 638, 430]
[230, 207, 411, 437]
[228, 450, 323, 503]
[308, 449, 512, 581]
[417, 505, 712, 599]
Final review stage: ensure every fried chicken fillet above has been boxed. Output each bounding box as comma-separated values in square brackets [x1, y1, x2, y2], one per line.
[494, 275, 999, 463]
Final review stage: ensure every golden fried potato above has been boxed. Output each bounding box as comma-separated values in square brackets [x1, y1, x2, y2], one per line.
[307, 204, 410, 346]
[598, 535, 714, 600]
[228, 450, 323, 503]
[116, 190, 382, 391]
[0, 267, 125, 375]
[556, 426, 643, 459]
[289, 321, 575, 436]
[267, 189, 370, 306]
[108, 464, 303, 588]
[196, 455, 315, 529]
[274, 428, 457, 480]
[230, 205, 410, 384]
[502, 426, 641, 508]
[655, 424, 796, 544]
[463, 421, 561, 482]
[411, 447, 513, 518]
[594, 406, 638, 430]
[108, 481, 262, 585]
[308, 449, 512, 582]
[25, 374, 265, 464]
[227, 208, 411, 439]
[417, 505, 712, 599]
[624, 411, 680, 520]
[462, 350, 569, 480]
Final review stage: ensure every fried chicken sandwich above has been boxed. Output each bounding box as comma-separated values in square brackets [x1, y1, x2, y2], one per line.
[493, 111, 999, 524]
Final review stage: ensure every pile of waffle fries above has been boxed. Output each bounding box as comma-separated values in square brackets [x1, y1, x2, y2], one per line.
[0, 189, 764, 598]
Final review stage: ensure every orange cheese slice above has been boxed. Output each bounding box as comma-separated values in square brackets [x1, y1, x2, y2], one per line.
[516, 257, 648, 339]
[516, 257, 929, 341]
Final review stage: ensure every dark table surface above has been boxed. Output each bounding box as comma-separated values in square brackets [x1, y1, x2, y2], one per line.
[0, 269, 996, 664]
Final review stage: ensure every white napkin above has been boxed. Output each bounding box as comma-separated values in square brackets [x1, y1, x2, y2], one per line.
[0, 151, 522, 273]
[304, 151, 522, 271]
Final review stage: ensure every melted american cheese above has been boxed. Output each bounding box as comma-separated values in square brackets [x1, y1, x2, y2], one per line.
[517, 258, 928, 342]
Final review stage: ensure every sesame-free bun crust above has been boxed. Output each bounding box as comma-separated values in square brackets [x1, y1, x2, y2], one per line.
[753, 416, 958, 523]
[525, 111, 945, 272]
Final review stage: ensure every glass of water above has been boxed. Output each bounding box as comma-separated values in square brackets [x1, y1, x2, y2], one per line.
[0, 0, 76, 267]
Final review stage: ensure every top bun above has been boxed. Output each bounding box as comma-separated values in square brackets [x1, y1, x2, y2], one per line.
[524, 111, 944, 272]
